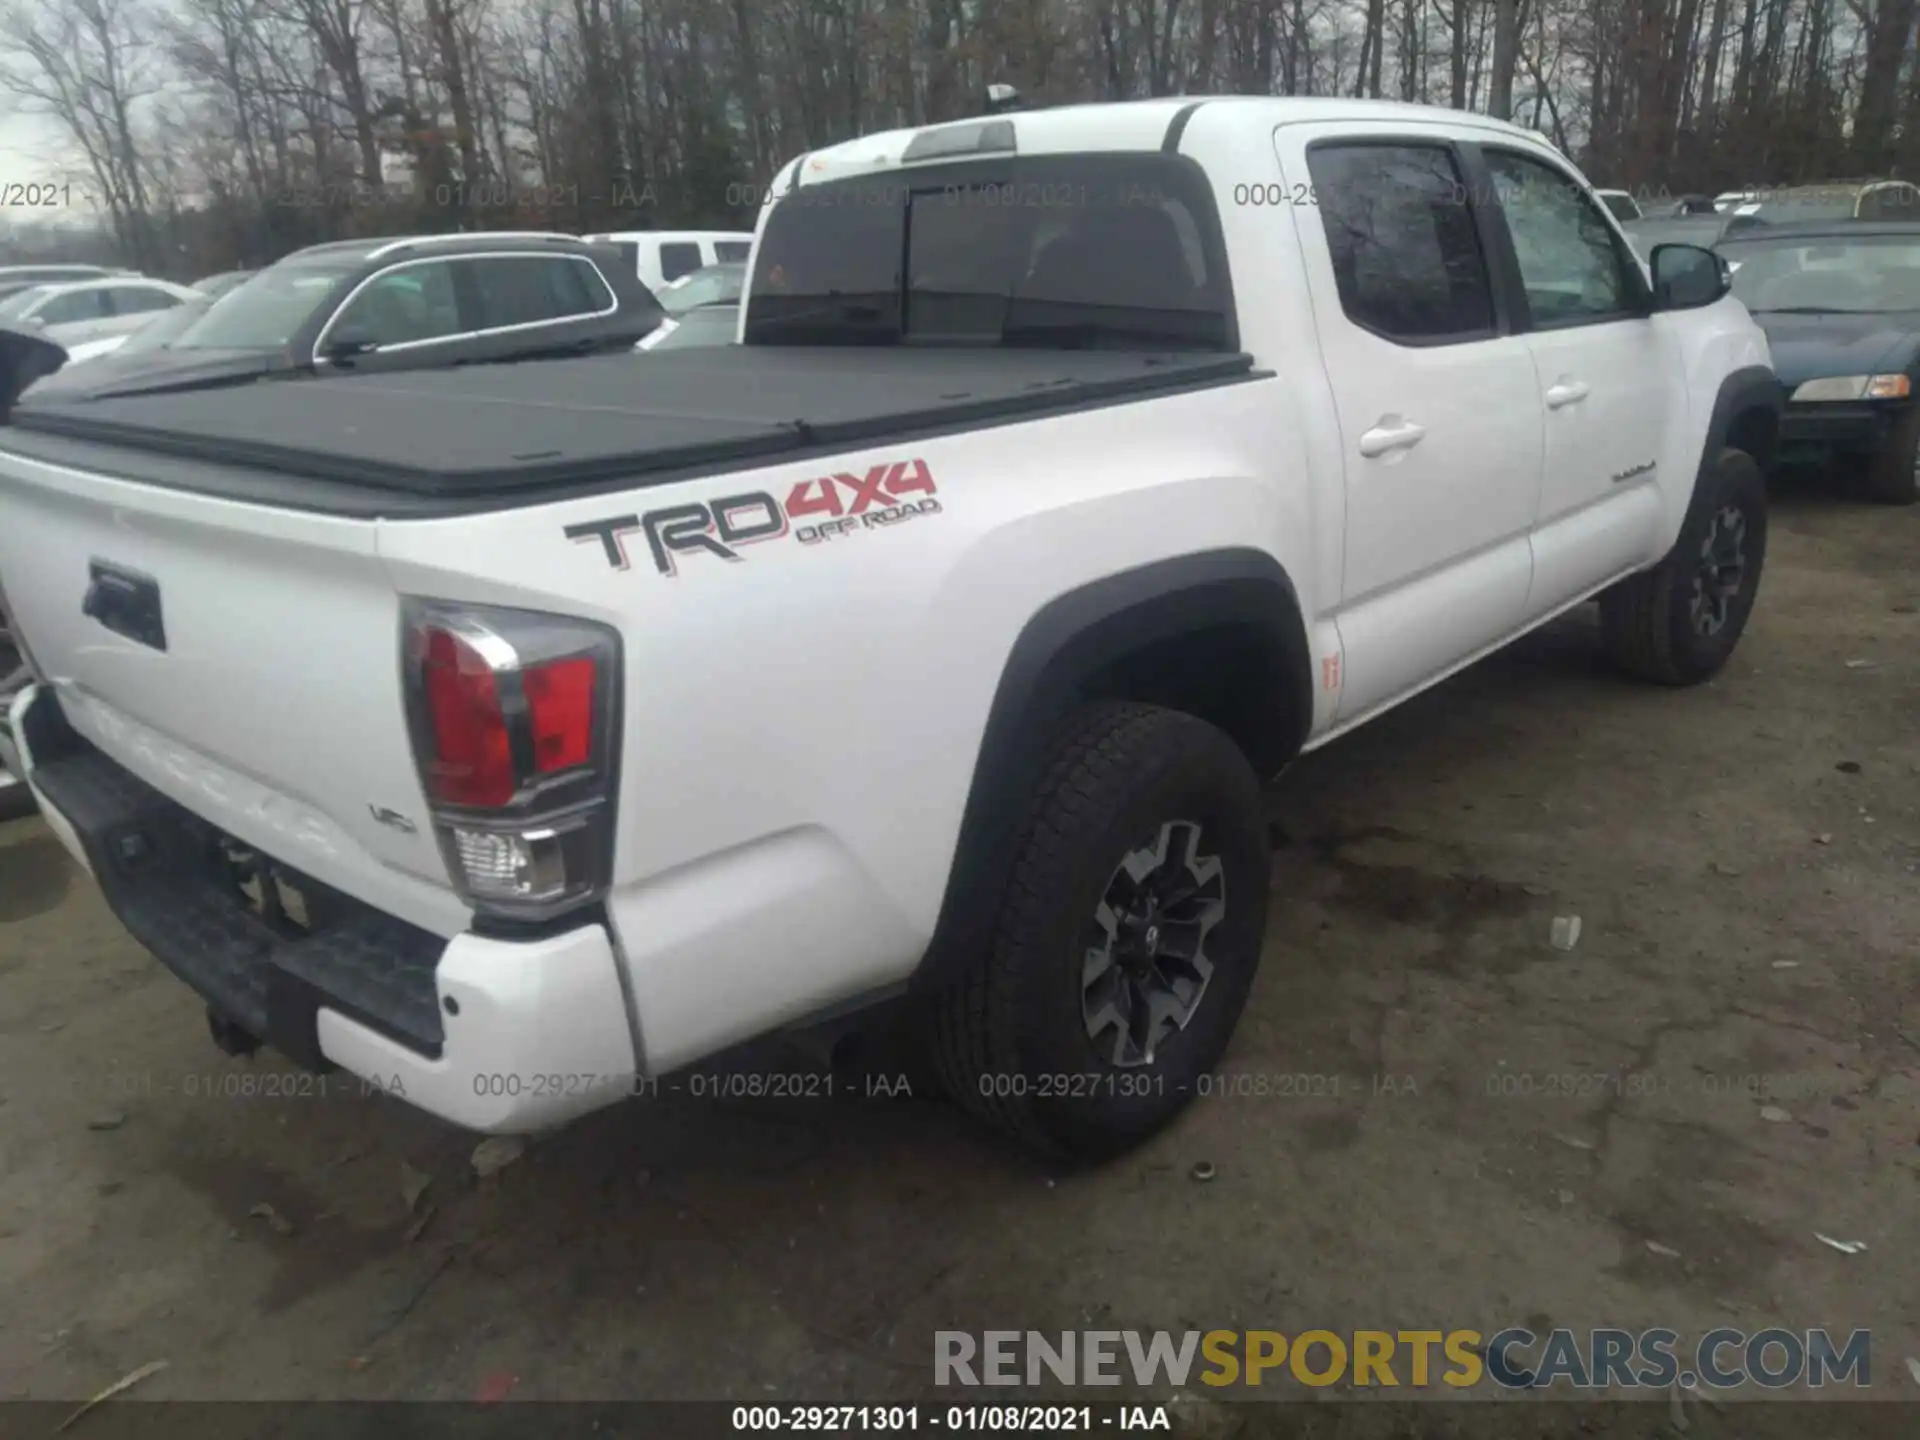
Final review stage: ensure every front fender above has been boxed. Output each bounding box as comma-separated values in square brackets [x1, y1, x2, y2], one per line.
[1656, 299, 1776, 548]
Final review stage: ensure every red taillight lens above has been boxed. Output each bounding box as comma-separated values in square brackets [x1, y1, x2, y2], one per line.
[524, 657, 597, 774]
[403, 599, 620, 921]
[421, 628, 517, 807]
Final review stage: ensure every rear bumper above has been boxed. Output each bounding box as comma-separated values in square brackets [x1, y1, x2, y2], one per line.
[12, 684, 637, 1133]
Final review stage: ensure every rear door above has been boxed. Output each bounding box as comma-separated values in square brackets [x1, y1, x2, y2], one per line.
[1474, 145, 1673, 614]
[1274, 125, 1545, 722]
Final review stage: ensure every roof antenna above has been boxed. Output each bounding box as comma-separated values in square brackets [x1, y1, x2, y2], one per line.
[983, 83, 1022, 116]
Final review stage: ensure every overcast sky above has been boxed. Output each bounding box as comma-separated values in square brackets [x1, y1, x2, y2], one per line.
[0, 112, 97, 223]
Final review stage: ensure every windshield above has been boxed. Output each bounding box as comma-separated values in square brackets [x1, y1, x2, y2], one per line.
[1723, 235, 1920, 312]
[659, 265, 746, 315]
[0, 286, 53, 321]
[745, 153, 1234, 350]
[168, 262, 357, 350]
[117, 298, 216, 355]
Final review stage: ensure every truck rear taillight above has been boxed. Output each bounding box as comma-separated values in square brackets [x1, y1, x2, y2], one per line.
[402, 601, 621, 923]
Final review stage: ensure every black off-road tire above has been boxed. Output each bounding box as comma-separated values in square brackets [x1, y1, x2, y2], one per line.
[931, 701, 1271, 1162]
[0, 629, 33, 821]
[1599, 447, 1768, 686]
[1863, 407, 1920, 506]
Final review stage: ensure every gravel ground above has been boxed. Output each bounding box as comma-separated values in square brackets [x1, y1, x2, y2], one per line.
[0, 476, 1915, 1438]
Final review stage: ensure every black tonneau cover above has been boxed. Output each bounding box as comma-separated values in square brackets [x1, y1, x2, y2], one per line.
[8, 347, 1254, 505]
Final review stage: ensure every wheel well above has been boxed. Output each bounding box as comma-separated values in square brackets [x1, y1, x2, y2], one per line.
[1725, 403, 1779, 475]
[1079, 619, 1301, 779]
[910, 550, 1310, 994]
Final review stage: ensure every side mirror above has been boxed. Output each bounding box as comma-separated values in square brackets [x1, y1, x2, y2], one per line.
[983, 82, 1022, 115]
[1650, 243, 1731, 311]
[319, 326, 378, 362]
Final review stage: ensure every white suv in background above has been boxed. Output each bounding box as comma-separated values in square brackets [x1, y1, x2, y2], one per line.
[582, 230, 754, 293]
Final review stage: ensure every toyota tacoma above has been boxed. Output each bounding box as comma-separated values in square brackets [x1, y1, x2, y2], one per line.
[0, 97, 1779, 1159]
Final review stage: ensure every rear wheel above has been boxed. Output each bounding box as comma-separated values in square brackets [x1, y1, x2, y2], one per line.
[0, 619, 33, 821]
[1599, 447, 1768, 686]
[932, 701, 1271, 1161]
[1863, 407, 1920, 506]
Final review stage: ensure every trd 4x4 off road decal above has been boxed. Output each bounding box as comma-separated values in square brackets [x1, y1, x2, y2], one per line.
[566, 459, 942, 577]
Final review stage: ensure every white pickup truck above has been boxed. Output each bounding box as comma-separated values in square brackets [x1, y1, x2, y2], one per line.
[0, 97, 1778, 1161]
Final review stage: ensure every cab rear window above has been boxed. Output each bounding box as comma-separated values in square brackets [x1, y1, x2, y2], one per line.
[745, 153, 1235, 351]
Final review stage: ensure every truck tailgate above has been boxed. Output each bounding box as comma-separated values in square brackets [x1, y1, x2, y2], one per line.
[0, 444, 466, 938]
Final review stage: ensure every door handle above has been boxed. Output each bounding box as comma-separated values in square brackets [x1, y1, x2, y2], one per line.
[1545, 380, 1591, 409]
[1357, 418, 1427, 458]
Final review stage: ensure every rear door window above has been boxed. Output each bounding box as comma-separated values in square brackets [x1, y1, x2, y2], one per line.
[659, 242, 703, 282]
[38, 289, 114, 325]
[463, 255, 613, 328]
[107, 285, 182, 316]
[1303, 142, 1496, 344]
[745, 153, 1233, 350]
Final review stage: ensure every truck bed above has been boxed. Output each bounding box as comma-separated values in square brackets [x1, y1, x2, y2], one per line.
[5, 347, 1255, 516]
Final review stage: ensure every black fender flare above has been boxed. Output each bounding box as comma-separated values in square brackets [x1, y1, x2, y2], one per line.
[910, 547, 1312, 993]
[1703, 364, 1781, 476]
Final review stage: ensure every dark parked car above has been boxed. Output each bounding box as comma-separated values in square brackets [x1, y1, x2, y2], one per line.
[21, 232, 664, 403]
[1620, 213, 1768, 262]
[1718, 220, 1920, 504]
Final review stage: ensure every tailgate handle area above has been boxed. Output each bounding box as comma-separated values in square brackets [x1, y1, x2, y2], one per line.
[82, 560, 167, 652]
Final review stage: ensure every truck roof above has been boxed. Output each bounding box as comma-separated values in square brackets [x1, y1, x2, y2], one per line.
[793, 96, 1555, 185]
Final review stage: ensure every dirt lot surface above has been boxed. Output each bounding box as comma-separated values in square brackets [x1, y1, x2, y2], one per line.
[0, 479, 1915, 1437]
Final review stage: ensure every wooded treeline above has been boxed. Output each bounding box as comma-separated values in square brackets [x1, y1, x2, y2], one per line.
[2, 0, 1915, 277]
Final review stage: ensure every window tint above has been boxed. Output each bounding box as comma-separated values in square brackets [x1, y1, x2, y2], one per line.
[1305, 143, 1495, 343]
[1486, 151, 1635, 324]
[331, 262, 463, 346]
[745, 153, 1232, 350]
[109, 286, 181, 316]
[466, 255, 612, 329]
[659, 242, 703, 282]
[39, 289, 114, 325]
